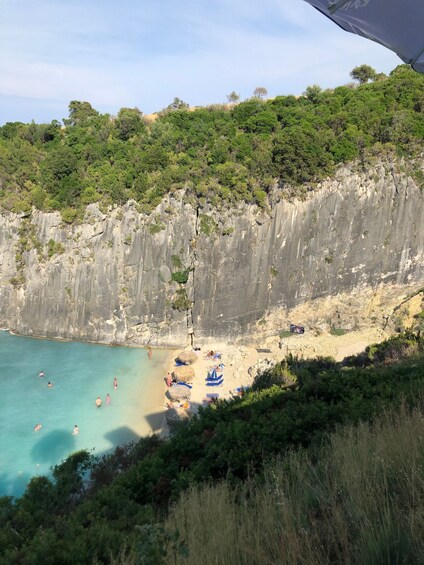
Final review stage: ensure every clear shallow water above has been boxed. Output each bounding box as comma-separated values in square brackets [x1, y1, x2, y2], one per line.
[0, 332, 170, 498]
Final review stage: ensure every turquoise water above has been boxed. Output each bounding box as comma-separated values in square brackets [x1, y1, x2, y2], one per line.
[0, 332, 170, 498]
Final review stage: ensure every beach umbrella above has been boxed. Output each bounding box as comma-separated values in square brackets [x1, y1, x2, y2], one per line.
[168, 384, 192, 400]
[172, 365, 195, 382]
[176, 351, 198, 365]
[303, 1, 424, 73]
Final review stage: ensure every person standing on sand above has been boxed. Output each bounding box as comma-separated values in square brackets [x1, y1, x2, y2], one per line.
[106, 393, 111, 405]
[113, 377, 118, 390]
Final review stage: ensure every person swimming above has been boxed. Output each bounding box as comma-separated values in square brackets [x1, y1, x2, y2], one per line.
[39, 371, 45, 378]
[72, 424, 79, 435]
[47, 381, 53, 388]
[106, 393, 110, 405]
[34, 423, 42, 432]
[95, 397, 102, 408]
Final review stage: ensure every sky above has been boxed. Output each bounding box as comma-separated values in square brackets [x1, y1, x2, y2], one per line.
[0, 0, 401, 126]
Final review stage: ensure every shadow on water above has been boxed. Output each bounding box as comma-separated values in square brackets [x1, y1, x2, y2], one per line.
[0, 470, 33, 499]
[31, 430, 76, 464]
[103, 426, 141, 446]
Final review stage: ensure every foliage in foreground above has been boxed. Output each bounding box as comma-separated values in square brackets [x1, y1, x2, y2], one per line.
[165, 403, 424, 564]
[1, 65, 424, 216]
[1, 332, 424, 563]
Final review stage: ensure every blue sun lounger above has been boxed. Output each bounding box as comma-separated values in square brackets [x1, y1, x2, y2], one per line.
[206, 367, 222, 381]
[206, 378, 223, 387]
[206, 374, 223, 381]
[177, 381, 192, 389]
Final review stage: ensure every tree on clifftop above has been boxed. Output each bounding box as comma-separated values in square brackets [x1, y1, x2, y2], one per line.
[350, 64, 377, 84]
[253, 86, 268, 99]
[227, 91, 240, 104]
[63, 100, 99, 126]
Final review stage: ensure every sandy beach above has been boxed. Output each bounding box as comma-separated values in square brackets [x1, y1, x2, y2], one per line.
[159, 327, 389, 435]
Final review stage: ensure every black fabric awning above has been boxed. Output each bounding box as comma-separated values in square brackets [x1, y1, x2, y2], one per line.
[303, 0, 424, 73]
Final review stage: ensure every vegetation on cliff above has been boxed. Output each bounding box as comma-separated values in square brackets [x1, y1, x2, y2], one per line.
[1, 331, 424, 563]
[1, 65, 424, 218]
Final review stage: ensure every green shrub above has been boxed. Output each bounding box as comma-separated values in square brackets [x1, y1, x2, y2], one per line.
[61, 207, 78, 224]
[330, 327, 347, 336]
[171, 270, 190, 284]
[199, 214, 217, 236]
[366, 333, 421, 365]
[171, 288, 191, 311]
[48, 239, 65, 257]
[252, 362, 296, 391]
[148, 222, 165, 235]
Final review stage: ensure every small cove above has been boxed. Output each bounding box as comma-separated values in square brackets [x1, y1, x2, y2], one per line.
[0, 331, 170, 498]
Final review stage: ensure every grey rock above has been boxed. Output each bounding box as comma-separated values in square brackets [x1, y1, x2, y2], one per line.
[0, 160, 423, 347]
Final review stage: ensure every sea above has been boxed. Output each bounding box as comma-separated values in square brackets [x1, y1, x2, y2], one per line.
[0, 331, 170, 498]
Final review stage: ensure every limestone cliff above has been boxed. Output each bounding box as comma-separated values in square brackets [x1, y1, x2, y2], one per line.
[0, 160, 423, 347]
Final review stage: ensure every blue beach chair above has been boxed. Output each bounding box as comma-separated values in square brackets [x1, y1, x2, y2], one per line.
[206, 367, 222, 381]
[177, 381, 192, 389]
[206, 378, 223, 387]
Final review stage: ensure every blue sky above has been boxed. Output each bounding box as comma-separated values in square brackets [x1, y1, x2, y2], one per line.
[0, 0, 400, 125]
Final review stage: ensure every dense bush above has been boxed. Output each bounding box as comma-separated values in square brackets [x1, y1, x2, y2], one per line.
[1, 65, 424, 216]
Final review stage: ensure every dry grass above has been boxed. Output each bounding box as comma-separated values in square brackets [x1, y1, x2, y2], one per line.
[165, 403, 424, 564]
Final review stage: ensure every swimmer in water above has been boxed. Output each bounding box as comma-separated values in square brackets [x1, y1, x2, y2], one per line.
[113, 377, 118, 390]
[47, 381, 53, 388]
[148, 346, 152, 360]
[72, 424, 79, 435]
[95, 396, 102, 408]
[34, 423, 42, 432]
[106, 393, 111, 405]
[39, 371, 45, 378]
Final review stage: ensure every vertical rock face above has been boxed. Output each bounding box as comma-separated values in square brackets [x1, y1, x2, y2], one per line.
[0, 161, 423, 346]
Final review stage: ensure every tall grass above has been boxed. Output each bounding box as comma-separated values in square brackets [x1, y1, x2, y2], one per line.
[165, 403, 424, 564]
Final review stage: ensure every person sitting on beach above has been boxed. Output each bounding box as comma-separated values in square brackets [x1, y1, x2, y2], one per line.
[39, 371, 45, 378]
[95, 397, 102, 408]
[72, 424, 79, 435]
[34, 423, 42, 432]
